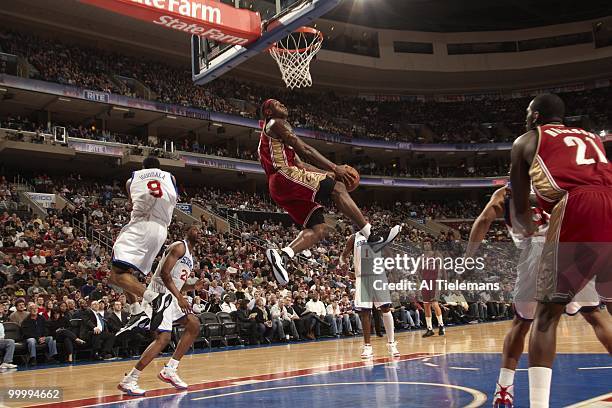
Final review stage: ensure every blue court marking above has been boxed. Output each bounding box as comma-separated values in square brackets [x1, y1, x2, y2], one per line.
[99, 353, 611, 408]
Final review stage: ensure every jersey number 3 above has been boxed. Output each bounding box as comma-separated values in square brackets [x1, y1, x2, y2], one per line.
[147, 180, 164, 198]
[564, 136, 608, 165]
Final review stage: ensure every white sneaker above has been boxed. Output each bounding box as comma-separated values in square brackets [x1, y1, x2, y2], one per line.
[158, 366, 188, 390]
[0, 363, 17, 369]
[360, 344, 374, 359]
[117, 376, 145, 396]
[387, 341, 400, 357]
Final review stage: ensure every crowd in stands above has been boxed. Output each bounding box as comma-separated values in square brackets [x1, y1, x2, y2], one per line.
[1, 30, 611, 145]
[1, 115, 508, 179]
[0, 172, 516, 367]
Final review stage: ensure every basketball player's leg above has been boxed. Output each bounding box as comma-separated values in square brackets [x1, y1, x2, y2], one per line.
[283, 212, 329, 256]
[158, 314, 199, 389]
[359, 309, 373, 358]
[528, 302, 566, 408]
[379, 305, 399, 356]
[118, 331, 172, 396]
[580, 306, 612, 353]
[423, 302, 434, 337]
[494, 315, 532, 405]
[431, 301, 445, 335]
[330, 181, 401, 250]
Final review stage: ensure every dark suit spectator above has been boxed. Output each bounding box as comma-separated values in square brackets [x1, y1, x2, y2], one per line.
[80, 301, 114, 360]
[235, 299, 258, 345]
[21, 303, 58, 365]
[80, 279, 95, 298]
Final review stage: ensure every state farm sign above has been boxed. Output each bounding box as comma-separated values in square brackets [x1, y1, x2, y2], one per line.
[79, 0, 262, 45]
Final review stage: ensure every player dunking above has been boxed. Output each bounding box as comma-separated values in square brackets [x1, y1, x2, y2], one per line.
[118, 225, 203, 396]
[111, 156, 178, 333]
[420, 241, 445, 338]
[510, 94, 612, 407]
[340, 232, 400, 359]
[259, 99, 401, 285]
[467, 184, 610, 407]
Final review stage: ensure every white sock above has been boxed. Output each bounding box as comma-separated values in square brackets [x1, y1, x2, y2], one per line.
[128, 368, 141, 379]
[129, 303, 142, 315]
[382, 311, 395, 343]
[359, 223, 372, 239]
[529, 367, 552, 408]
[281, 247, 295, 259]
[426, 316, 432, 330]
[143, 289, 158, 303]
[167, 358, 180, 370]
[498, 367, 515, 387]
[436, 315, 444, 327]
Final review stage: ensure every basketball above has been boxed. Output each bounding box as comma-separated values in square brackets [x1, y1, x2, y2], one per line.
[343, 166, 360, 192]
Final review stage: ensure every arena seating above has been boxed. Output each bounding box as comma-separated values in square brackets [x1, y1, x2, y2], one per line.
[1, 29, 610, 144]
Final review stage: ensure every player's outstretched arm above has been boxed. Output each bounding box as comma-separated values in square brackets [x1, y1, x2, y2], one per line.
[160, 242, 190, 313]
[465, 187, 506, 257]
[268, 119, 350, 180]
[510, 131, 538, 236]
[339, 234, 356, 267]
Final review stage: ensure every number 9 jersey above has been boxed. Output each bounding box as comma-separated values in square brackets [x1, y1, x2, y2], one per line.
[111, 168, 178, 275]
[129, 168, 178, 227]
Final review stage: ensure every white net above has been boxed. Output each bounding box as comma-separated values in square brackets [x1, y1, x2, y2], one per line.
[269, 27, 323, 89]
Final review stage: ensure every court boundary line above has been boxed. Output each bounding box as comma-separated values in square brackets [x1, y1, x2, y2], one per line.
[26, 352, 437, 408]
[190, 381, 488, 408]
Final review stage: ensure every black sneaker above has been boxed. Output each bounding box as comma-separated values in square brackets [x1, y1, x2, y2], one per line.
[422, 329, 434, 338]
[367, 225, 402, 253]
[438, 326, 445, 336]
[116, 311, 150, 337]
[265, 248, 289, 285]
[150, 293, 174, 331]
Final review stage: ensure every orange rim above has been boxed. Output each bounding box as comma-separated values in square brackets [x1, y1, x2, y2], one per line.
[270, 26, 323, 54]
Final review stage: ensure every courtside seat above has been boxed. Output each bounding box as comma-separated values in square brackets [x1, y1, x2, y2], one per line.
[216, 312, 243, 346]
[198, 313, 224, 347]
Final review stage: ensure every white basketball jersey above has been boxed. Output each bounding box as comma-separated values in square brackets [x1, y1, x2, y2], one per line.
[353, 232, 377, 278]
[129, 168, 177, 227]
[149, 240, 193, 294]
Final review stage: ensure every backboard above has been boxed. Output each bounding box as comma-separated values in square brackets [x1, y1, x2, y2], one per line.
[192, 0, 342, 85]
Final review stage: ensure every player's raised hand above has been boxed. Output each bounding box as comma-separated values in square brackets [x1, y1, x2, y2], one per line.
[332, 164, 351, 181]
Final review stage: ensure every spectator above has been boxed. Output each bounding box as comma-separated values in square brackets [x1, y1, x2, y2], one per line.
[0, 321, 17, 369]
[9, 298, 28, 325]
[80, 301, 114, 360]
[21, 302, 58, 365]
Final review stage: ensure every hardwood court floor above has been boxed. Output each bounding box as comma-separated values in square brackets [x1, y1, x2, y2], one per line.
[1, 315, 610, 408]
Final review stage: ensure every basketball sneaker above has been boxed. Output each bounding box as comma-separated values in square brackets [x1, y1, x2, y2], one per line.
[438, 326, 445, 336]
[360, 344, 374, 359]
[115, 312, 150, 338]
[387, 341, 400, 357]
[158, 366, 188, 390]
[149, 292, 174, 331]
[492, 383, 514, 407]
[265, 248, 290, 285]
[367, 225, 402, 253]
[422, 329, 435, 338]
[117, 376, 145, 396]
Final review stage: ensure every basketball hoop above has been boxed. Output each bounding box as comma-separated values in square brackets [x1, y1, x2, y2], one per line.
[269, 26, 323, 89]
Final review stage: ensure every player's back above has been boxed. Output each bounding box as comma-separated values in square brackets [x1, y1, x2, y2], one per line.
[531, 124, 612, 211]
[129, 168, 177, 227]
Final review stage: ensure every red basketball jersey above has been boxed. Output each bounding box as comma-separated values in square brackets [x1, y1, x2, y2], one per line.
[530, 124, 612, 212]
[258, 129, 297, 178]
